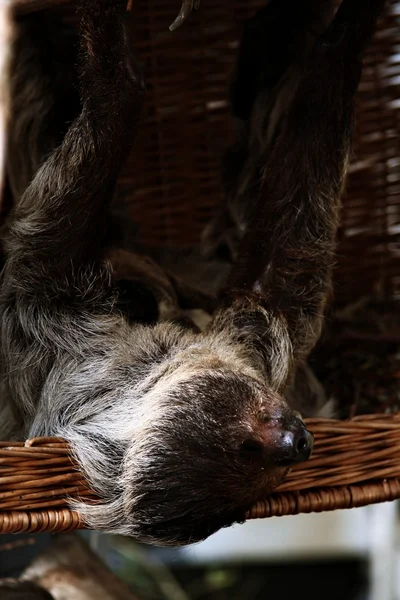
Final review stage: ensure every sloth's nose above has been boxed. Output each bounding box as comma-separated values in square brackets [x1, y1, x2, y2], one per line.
[240, 417, 314, 466]
[271, 421, 314, 465]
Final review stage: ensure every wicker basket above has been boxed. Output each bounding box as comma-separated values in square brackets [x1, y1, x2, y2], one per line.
[1, 0, 399, 534]
[2, 415, 400, 533]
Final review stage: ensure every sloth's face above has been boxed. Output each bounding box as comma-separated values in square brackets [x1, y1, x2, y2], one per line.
[123, 368, 313, 546]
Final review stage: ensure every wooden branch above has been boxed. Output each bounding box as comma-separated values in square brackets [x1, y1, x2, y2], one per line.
[22, 534, 140, 600]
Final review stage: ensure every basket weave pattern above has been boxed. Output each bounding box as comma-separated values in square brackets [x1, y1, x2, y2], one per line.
[119, 0, 400, 305]
[1, 415, 400, 533]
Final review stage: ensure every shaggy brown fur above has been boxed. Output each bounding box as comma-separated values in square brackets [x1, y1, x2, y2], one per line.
[0, 0, 384, 546]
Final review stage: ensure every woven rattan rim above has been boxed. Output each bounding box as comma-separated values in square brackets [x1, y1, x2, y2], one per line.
[1, 414, 400, 533]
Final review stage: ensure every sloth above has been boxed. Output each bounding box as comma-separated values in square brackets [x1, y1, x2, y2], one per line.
[0, 0, 384, 546]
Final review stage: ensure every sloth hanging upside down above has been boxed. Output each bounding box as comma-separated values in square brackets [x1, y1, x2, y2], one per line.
[0, 0, 384, 546]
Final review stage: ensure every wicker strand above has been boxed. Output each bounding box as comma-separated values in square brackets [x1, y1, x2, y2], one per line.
[0, 509, 84, 534]
[247, 480, 400, 520]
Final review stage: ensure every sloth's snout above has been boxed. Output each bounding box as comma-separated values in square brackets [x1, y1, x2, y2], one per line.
[240, 415, 314, 466]
[271, 420, 314, 465]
